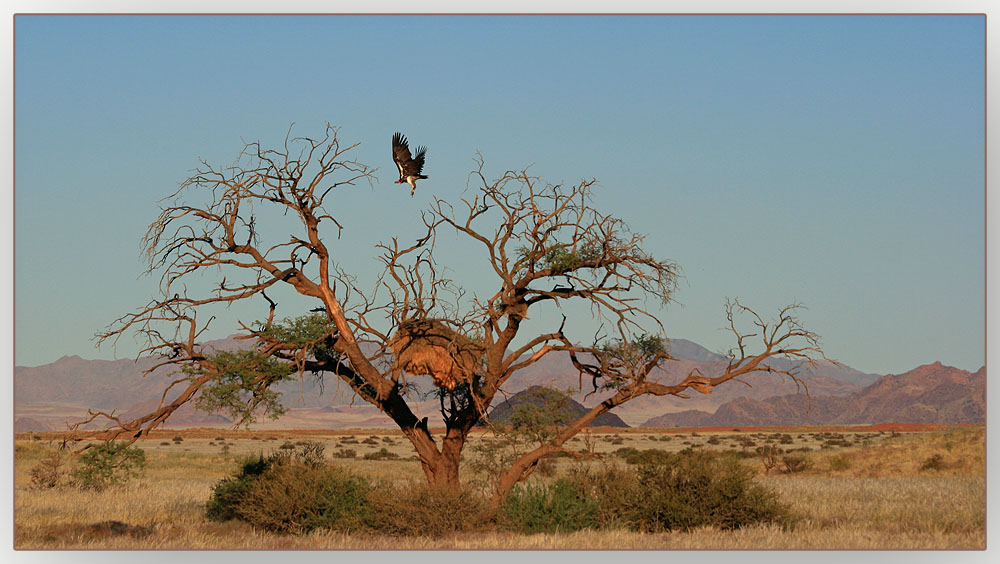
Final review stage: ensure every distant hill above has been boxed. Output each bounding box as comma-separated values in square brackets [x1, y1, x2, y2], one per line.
[643, 362, 985, 427]
[498, 351, 875, 425]
[484, 386, 629, 428]
[15, 335, 880, 431]
[667, 339, 728, 362]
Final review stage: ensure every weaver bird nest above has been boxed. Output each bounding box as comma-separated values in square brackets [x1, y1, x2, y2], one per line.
[388, 319, 485, 390]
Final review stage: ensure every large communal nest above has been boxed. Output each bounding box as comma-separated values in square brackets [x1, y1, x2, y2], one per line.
[388, 319, 485, 390]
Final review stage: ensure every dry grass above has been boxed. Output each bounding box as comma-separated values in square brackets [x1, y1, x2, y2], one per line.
[14, 425, 985, 550]
[804, 426, 986, 477]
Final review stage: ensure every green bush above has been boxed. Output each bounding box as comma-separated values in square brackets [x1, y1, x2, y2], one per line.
[565, 451, 791, 532]
[235, 460, 372, 534]
[204, 453, 270, 522]
[72, 441, 146, 491]
[565, 463, 642, 529]
[829, 455, 852, 471]
[498, 478, 600, 534]
[781, 454, 813, 473]
[205, 449, 371, 534]
[613, 447, 640, 458]
[629, 451, 791, 531]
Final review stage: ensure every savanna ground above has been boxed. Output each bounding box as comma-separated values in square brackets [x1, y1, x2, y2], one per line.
[13, 424, 985, 550]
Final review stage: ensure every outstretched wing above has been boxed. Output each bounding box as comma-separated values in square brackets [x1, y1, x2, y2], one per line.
[410, 146, 427, 176]
[392, 132, 413, 178]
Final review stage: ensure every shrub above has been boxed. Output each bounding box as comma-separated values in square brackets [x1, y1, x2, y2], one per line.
[30, 449, 67, 488]
[565, 462, 642, 529]
[919, 453, 947, 472]
[205, 454, 270, 522]
[172, 435, 184, 443]
[614, 447, 640, 458]
[628, 451, 791, 531]
[234, 460, 372, 534]
[781, 454, 812, 473]
[72, 441, 146, 491]
[829, 455, 852, 471]
[206, 450, 371, 534]
[621, 448, 674, 466]
[332, 448, 357, 459]
[363, 447, 400, 461]
[369, 484, 490, 537]
[293, 441, 326, 465]
[498, 478, 600, 534]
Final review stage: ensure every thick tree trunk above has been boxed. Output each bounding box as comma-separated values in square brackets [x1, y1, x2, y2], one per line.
[402, 419, 471, 492]
[425, 452, 462, 491]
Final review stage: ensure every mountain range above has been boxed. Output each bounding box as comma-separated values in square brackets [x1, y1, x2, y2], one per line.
[643, 362, 985, 427]
[13, 336, 981, 432]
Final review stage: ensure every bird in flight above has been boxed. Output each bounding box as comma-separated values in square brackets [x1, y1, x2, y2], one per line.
[391, 132, 428, 196]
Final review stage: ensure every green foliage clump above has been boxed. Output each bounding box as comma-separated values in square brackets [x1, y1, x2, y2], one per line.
[192, 349, 296, 427]
[564, 451, 791, 532]
[829, 454, 852, 471]
[72, 441, 146, 491]
[256, 313, 341, 367]
[205, 445, 370, 534]
[257, 313, 336, 348]
[498, 478, 600, 534]
[206, 442, 487, 537]
[471, 386, 577, 497]
[517, 243, 603, 276]
[204, 454, 269, 523]
[624, 451, 791, 531]
[504, 387, 577, 442]
[613, 446, 640, 458]
[596, 334, 667, 389]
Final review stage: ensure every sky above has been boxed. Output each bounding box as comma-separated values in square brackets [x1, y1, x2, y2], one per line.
[11, 13, 987, 376]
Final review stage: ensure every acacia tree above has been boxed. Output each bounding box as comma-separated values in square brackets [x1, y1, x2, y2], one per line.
[71, 124, 827, 506]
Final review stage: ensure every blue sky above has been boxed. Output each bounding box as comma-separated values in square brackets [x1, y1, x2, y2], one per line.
[13, 14, 985, 375]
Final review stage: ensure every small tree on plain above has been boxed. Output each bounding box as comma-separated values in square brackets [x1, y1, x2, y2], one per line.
[69, 124, 828, 507]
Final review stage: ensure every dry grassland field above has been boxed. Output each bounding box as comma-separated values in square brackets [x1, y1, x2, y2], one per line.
[13, 424, 985, 550]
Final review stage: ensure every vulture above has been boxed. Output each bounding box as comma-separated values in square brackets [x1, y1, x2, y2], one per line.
[391, 132, 428, 196]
